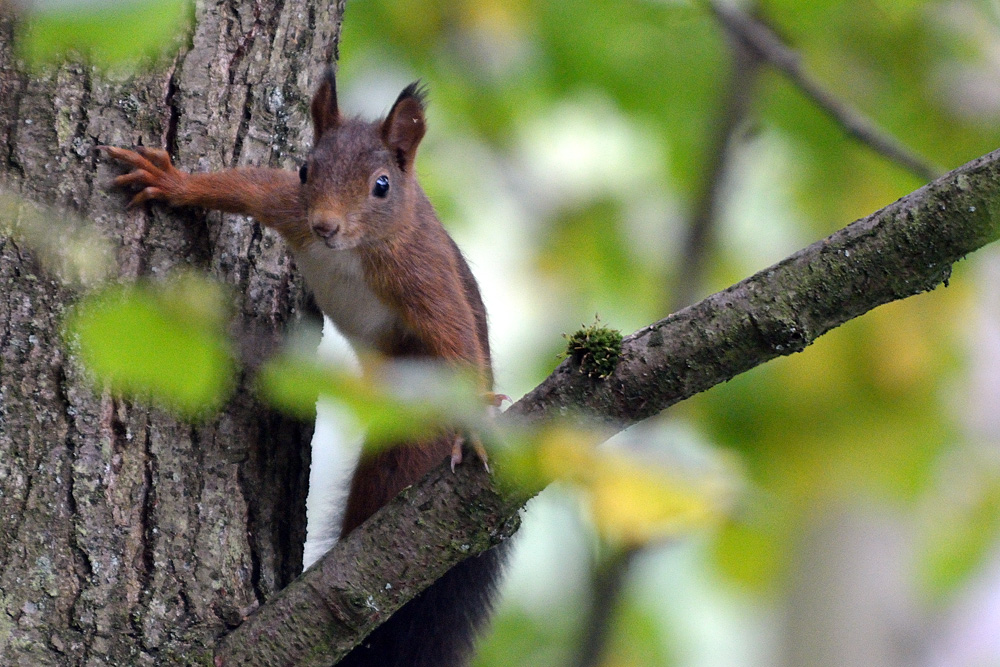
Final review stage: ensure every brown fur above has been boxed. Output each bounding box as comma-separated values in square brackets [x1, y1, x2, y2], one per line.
[104, 67, 502, 667]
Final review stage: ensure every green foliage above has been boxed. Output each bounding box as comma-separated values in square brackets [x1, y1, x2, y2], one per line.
[473, 605, 577, 667]
[18, 0, 191, 66]
[64, 273, 234, 416]
[604, 597, 674, 667]
[539, 197, 669, 329]
[919, 461, 1000, 599]
[258, 354, 484, 447]
[696, 291, 963, 591]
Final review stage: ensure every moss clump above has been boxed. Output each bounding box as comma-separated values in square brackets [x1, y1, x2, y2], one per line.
[564, 318, 623, 379]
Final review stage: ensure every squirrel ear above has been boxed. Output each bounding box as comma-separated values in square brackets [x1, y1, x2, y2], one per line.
[311, 66, 340, 140]
[381, 81, 427, 172]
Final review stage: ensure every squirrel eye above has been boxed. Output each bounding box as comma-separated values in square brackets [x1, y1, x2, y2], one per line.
[372, 174, 390, 198]
[299, 163, 309, 184]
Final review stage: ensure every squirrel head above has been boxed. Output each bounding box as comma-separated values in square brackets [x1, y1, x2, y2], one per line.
[301, 67, 428, 250]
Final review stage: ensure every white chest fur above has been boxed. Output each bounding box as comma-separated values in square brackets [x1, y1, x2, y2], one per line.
[293, 244, 398, 348]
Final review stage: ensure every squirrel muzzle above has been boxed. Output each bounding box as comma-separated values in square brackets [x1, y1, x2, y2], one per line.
[309, 211, 345, 247]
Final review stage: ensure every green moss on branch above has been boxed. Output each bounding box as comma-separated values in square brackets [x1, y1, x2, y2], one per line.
[564, 318, 623, 379]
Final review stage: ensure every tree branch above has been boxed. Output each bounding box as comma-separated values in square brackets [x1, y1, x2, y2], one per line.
[213, 147, 1000, 665]
[214, 460, 518, 666]
[707, 0, 942, 182]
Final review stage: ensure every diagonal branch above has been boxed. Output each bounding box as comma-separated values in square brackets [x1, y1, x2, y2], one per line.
[213, 147, 1000, 665]
[707, 0, 942, 182]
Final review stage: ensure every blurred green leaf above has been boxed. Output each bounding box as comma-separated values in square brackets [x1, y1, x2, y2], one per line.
[474, 605, 577, 667]
[712, 508, 788, 591]
[19, 0, 191, 66]
[604, 597, 674, 667]
[538, 198, 665, 325]
[257, 354, 335, 420]
[259, 353, 486, 447]
[64, 273, 233, 416]
[0, 193, 113, 287]
[919, 463, 1000, 599]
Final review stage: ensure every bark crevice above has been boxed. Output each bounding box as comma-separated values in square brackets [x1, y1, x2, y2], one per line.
[0, 1, 341, 662]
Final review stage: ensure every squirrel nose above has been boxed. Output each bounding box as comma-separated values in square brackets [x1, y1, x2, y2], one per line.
[311, 218, 341, 239]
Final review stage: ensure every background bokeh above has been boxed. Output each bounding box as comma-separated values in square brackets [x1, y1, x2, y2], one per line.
[308, 1, 1000, 665]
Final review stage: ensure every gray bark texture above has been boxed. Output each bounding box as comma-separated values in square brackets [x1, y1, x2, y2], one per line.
[0, 1, 345, 664]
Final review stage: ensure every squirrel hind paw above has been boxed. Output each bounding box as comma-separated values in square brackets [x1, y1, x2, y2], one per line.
[485, 392, 511, 410]
[450, 435, 490, 474]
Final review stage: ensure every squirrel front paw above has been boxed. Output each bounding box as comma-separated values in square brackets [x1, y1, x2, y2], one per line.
[99, 145, 187, 208]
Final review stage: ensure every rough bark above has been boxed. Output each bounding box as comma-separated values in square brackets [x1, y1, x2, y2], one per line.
[217, 462, 517, 666]
[216, 146, 1000, 665]
[0, 1, 344, 664]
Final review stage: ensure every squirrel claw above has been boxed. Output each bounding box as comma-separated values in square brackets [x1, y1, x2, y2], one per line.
[101, 144, 182, 206]
[451, 435, 490, 474]
[113, 169, 154, 189]
[100, 145, 155, 177]
[135, 146, 173, 170]
[128, 187, 164, 209]
[485, 392, 511, 420]
[485, 392, 511, 408]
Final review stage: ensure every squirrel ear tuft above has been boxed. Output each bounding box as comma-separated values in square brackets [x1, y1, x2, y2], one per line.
[311, 66, 340, 140]
[380, 81, 427, 172]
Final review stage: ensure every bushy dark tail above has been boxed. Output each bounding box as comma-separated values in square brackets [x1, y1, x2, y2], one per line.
[336, 543, 507, 667]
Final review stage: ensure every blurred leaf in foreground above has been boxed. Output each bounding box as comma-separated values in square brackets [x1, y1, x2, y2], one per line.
[552, 439, 737, 546]
[264, 349, 739, 546]
[0, 192, 112, 287]
[259, 352, 486, 448]
[64, 272, 234, 416]
[17, 0, 191, 66]
[499, 422, 741, 547]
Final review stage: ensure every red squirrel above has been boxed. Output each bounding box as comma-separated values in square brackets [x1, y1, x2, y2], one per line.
[102, 68, 505, 667]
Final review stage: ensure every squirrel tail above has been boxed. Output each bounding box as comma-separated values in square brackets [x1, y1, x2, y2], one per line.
[335, 543, 508, 667]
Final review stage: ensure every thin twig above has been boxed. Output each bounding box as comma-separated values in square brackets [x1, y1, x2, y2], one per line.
[673, 16, 763, 310]
[574, 547, 641, 667]
[707, 0, 941, 182]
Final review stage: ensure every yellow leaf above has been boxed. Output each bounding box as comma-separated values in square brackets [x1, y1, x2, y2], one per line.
[534, 432, 739, 547]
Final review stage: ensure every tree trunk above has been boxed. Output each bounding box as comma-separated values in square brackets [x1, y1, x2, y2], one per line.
[0, 1, 344, 663]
